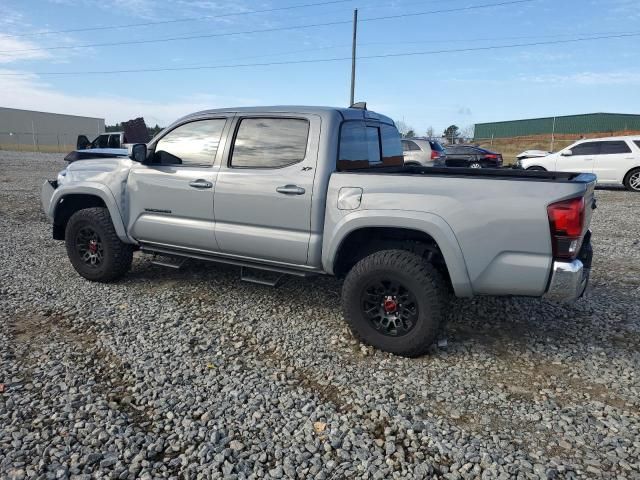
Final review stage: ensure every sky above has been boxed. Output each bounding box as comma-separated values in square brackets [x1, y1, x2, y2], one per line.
[0, 0, 639, 135]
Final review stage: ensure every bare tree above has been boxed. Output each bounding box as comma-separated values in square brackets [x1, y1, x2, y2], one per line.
[460, 125, 475, 141]
[394, 120, 415, 138]
[425, 126, 435, 139]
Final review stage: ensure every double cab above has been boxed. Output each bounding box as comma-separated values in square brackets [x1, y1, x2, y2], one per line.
[42, 106, 596, 356]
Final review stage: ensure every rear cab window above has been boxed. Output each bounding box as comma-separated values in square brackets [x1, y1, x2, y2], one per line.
[338, 121, 403, 171]
[634, 140, 640, 150]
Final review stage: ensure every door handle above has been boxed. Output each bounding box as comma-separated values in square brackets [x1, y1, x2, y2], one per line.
[276, 185, 305, 195]
[189, 179, 213, 189]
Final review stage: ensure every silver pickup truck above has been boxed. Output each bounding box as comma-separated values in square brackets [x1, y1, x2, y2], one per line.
[42, 106, 596, 356]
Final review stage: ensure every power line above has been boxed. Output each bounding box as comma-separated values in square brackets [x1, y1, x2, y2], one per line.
[2, 32, 637, 77]
[0, 0, 500, 40]
[0, 0, 536, 56]
[1, 0, 353, 38]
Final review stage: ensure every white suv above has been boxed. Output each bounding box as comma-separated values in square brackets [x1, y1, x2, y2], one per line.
[519, 136, 640, 191]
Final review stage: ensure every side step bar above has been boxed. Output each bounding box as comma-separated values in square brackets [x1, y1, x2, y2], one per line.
[240, 267, 285, 287]
[150, 254, 186, 269]
[140, 243, 322, 285]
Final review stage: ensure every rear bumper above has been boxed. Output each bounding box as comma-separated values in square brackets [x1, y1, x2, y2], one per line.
[543, 259, 589, 302]
[544, 231, 592, 302]
[41, 180, 57, 223]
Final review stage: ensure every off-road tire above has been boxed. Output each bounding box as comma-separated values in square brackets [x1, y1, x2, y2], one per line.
[65, 207, 133, 282]
[624, 168, 640, 192]
[341, 249, 448, 357]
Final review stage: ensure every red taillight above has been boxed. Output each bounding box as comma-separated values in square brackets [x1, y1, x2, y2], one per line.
[431, 150, 440, 160]
[547, 197, 585, 259]
[485, 153, 498, 159]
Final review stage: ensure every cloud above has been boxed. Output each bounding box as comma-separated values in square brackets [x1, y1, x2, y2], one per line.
[46, 0, 159, 19]
[46, 0, 253, 23]
[0, 35, 52, 64]
[457, 106, 472, 116]
[521, 72, 640, 86]
[0, 71, 259, 125]
[608, 0, 640, 20]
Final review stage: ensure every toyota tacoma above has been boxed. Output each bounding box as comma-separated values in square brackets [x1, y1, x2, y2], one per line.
[42, 105, 595, 356]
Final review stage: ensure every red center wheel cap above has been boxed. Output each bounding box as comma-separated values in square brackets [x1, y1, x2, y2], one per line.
[383, 297, 398, 314]
[89, 240, 98, 253]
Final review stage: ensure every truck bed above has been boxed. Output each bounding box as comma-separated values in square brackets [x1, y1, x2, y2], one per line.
[324, 167, 596, 298]
[347, 165, 595, 183]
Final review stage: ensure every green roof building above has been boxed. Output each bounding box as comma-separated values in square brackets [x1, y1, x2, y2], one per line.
[474, 113, 640, 139]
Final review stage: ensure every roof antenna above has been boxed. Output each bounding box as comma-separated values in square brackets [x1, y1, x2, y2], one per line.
[350, 102, 367, 110]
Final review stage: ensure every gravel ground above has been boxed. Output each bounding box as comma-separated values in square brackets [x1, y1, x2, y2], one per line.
[1, 150, 639, 479]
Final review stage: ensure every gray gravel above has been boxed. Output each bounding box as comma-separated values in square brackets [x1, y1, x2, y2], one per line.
[1, 150, 639, 479]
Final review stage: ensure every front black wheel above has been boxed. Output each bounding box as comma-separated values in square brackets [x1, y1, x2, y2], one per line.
[342, 250, 448, 357]
[527, 166, 547, 172]
[65, 207, 134, 282]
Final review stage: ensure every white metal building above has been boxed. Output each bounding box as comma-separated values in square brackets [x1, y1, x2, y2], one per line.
[0, 107, 105, 152]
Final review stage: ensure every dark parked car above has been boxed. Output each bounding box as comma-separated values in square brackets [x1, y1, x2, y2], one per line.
[444, 145, 503, 168]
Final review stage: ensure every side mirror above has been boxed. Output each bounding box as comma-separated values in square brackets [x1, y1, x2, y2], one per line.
[128, 143, 147, 163]
[561, 149, 573, 157]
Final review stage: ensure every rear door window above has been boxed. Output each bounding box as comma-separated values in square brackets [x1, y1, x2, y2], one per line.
[634, 140, 640, 150]
[402, 140, 420, 151]
[600, 141, 631, 154]
[230, 118, 309, 168]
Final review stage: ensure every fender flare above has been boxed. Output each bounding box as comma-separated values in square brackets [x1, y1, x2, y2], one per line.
[323, 209, 473, 297]
[49, 183, 130, 243]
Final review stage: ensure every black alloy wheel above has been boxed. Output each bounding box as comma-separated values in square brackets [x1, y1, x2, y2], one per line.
[361, 278, 419, 337]
[75, 226, 104, 268]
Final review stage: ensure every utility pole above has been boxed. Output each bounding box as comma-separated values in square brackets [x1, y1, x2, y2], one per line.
[350, 8, 358, 106]
[550, 116, 556, 151]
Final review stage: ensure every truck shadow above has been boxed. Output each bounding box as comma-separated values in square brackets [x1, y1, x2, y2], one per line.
[123, 254, 639, 362]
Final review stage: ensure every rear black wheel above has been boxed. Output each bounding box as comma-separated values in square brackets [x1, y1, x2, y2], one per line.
[65, 207, 134, 282]
[342, 250, 448, 357]
[624, 168, 640, 192]
[527, 166, 547, 171]
[469, 162, 482, 169]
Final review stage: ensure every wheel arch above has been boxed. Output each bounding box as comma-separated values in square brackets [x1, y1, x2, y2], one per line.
[51, 185, 129, 242]
[324, 211, 473, 297]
